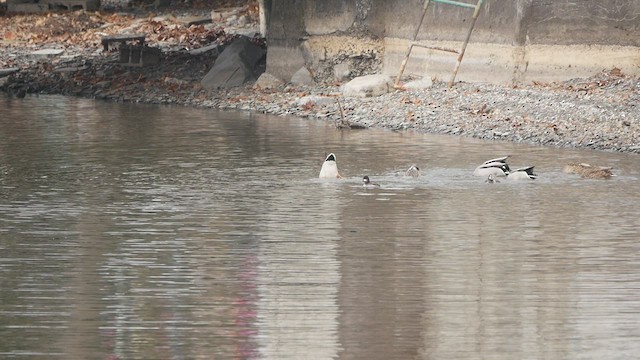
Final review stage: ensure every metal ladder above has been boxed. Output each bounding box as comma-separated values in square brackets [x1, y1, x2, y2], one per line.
[394, 0, 485, 88]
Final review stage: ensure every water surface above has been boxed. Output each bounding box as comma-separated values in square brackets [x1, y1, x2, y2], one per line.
[1, 95, 639, 359]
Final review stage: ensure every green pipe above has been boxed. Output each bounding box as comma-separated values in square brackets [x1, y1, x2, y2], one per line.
[432, 0, 477, 9]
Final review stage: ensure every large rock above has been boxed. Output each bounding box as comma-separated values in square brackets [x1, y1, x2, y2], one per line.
[333, 63, 351, 82]
[201, 37, 265, 90]
[253, 72, 283, 89]
[341, 74, 393, 97]
[290, 67, 314, 86]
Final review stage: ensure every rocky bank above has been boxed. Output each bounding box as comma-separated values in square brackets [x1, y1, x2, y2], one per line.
[1, 2, 639, 154]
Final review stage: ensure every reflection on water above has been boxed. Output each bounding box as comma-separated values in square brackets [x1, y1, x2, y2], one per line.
[1, 95, 640, 359]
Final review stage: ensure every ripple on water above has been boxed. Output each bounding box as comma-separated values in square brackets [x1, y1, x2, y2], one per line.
[1, 96, 639, 359]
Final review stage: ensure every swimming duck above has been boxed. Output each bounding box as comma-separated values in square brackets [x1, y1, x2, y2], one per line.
[319, 153, 342, 179]
[506, 166, 537, 180]
[473, 156, 511, 177]
[405, 164, 421, 177]
[563, 162, 613, 179]
[362, 175, 381, 188]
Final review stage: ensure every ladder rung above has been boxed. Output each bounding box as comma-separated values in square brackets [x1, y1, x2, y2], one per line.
[395, 0, 485, 88]
[432, 0, 478, 9]
[412, 43, 459, 53]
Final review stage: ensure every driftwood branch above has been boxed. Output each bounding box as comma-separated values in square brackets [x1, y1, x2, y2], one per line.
[335, 98, 366, 130]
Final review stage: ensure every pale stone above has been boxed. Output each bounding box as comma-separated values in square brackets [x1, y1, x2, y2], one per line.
[226, 15, 238, 26]
[164, 77, 188, 85]
[253, 72, 283, 89]
[333, 63, 351, 82]
[31, 49, 64, 58]
[296, 95, 336, 107]
[404, 78, 433, 89]
[189, 43, 222, 56]
[341, 74, 393, 97]
[211, 10, 223, 21]
[290, 67, 314, 86]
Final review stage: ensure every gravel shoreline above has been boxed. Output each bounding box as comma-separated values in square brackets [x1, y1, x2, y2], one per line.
[1, 9, 639, 154]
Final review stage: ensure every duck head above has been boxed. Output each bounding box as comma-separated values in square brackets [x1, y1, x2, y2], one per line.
[485, 174, 500, 183]
[362, 175, 380, 188]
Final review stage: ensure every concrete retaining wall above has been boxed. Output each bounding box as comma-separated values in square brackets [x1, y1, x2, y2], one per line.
[265, 0, 640, 85]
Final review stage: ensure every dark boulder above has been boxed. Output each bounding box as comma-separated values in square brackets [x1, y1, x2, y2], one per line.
[201, 36, 266, 90]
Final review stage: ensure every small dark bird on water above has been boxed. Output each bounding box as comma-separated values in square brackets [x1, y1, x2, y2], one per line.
[362, 175, 381, 188]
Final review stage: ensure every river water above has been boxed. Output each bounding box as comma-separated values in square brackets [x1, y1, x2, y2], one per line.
[1, 95, 639, 359]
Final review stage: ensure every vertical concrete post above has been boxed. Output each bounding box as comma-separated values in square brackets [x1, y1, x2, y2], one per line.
[511, 0, 532, 85]
[514, 0, 533, 45]
[258, 0, 271, 38]
[265, 0, 306, 81]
